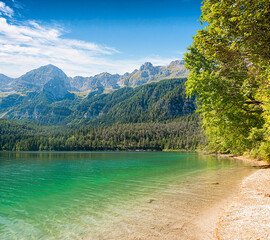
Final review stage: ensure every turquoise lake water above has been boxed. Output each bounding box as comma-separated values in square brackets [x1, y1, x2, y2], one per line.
[0, 152, 253, 239]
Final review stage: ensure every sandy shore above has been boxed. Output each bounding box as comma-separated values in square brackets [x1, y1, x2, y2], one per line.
[216, 156, 270, 240]
[74, 154, 269, 240]
[88, 155, 269, 240]
[83, 155, 257, 240]
[107, 155, 270, 240]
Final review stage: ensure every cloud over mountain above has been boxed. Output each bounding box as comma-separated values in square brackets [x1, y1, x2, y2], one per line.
[0, 13, 119, 77]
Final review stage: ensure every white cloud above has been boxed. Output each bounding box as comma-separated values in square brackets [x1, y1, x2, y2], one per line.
[0, 16, 122, 77]
[0, 1, 13, 17]
[0, 8, 177, 78]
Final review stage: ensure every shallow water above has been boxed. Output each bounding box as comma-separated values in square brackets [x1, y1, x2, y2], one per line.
[0, 152, 254, 239]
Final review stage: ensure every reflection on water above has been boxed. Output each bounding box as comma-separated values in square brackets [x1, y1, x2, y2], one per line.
[0, 152, 253, 239]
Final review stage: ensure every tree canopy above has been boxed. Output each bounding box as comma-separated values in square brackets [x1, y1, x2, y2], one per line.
[184, 0, 270, 159]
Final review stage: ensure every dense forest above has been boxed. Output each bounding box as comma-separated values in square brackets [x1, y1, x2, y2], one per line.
[0, 114, 203, 151]
[184, 0, 270, 160]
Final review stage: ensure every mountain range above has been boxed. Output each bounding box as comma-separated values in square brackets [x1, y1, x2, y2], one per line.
[0, 61, 193, 125]
[0, 60, 187, 94]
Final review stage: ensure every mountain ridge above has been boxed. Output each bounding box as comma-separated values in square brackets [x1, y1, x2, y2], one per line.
[0, 60, 188, 94]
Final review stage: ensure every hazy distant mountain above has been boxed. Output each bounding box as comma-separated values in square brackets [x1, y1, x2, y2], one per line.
[70, 60, 188, 91]
[70, 72, 120, 92]
[118, 60, 187, 87]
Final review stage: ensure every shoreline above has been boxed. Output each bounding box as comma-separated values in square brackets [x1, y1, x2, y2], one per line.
[215, 154, 270, 167]
[98, 154, 257, 240]
[214, 155, 270, 240]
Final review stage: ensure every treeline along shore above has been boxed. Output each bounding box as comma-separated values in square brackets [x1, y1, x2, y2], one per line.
[0, 114, 204, 151]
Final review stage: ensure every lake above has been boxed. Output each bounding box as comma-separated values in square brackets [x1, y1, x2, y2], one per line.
[0, 152, 254, 239]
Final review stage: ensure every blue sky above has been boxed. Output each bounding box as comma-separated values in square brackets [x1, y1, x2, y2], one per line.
[0, 0, 203, 77]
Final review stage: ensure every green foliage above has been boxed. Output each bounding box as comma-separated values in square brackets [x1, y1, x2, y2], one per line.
[184, 0, 270, 159]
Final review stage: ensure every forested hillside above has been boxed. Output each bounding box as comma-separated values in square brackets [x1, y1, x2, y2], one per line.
[1, 78, 196, 125]
[72, 78, 195, 125]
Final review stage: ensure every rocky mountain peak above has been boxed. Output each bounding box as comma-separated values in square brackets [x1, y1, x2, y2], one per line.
[140, 62, 154, 71]
[95, 72, 111, 78]
[19, 64, 69, 85]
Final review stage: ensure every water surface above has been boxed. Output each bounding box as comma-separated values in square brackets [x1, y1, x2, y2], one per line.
[0, 152, 253, 239]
